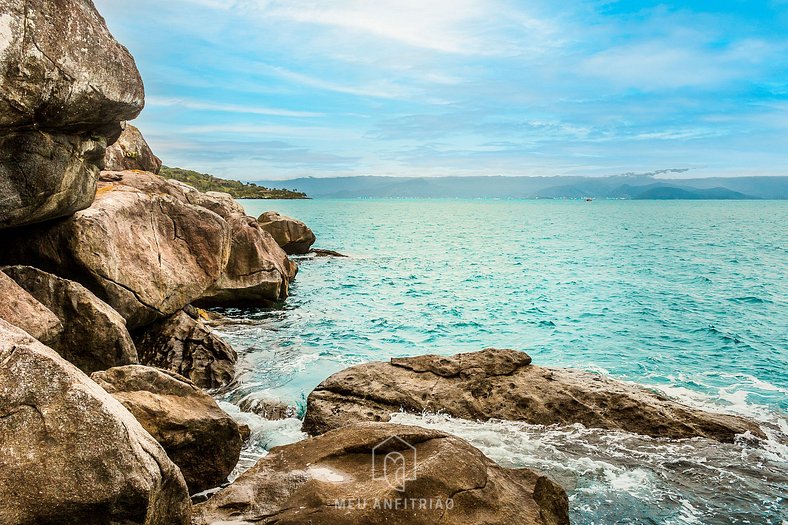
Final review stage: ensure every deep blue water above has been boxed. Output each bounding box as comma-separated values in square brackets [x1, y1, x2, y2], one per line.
[216, 199, 787, 525]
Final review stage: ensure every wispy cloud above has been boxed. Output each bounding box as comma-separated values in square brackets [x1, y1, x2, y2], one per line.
[146, 96, 324, 117]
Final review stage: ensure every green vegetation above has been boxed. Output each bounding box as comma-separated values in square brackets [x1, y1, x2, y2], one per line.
[159, 166, 308, 199]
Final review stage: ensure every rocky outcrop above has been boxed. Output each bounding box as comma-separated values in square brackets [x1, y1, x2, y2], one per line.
[0, 319, 190, 524]
[0, 0, 144, 229]
[134, 309, 237, 389]
[193, 422, 569, 525]
[258, 211, 316, 255]
[0, 171, 233, 328]
[303, 349, 765, 442]
[3, 265, 138, 373]
[0, 270, 62, 345]
[92, 365, 243, 494]
[103, 122, 162, 173]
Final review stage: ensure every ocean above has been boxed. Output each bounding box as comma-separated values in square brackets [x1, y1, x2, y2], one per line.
[214, 199, 787, 524]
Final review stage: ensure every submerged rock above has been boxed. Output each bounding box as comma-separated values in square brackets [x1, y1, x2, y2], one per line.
[3, 265, 138, 373]
[258, 211, 316, 255]
[0, 270, 62, 346]
[104, 122, 163, 173]
[134, 309, 237, 389]
[0, 0, 143, 229]
[192, 422, 568, 525]
[303, 348, 765, 442]
[0, 319, 190, 525]
[92, 365, 243, 494]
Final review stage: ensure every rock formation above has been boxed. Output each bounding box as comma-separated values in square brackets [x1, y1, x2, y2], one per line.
[0, 270, 62, 345]
[0, 0, 144, 229]
[258, 211, 316, 255]
[192, 422, 569, 525]
[104, 122, 162, 173]
[134, 309, 237, 389]
[303, 348, 765, 442]
[92, 365, 243, 494]
[0, 320, 190, 524]
[3, 265, 138, 373]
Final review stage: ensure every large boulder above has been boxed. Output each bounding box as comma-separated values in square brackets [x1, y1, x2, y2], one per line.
[92, 365, 243, 494]
[0, 171, 232, 328]
[303, 349, 765, 443]
[0, 319, 190, 524]
[0, 0, 144, 229]
[2, 265, 138, 374]
[257, 211, 316, 255]
[104, 123, 162, 173]
[134, 309, 236, 389]
[0, 270, 62, 345]
[193, 422, 568, 525]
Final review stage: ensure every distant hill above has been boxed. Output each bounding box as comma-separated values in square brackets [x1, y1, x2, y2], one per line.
[252, 174, 787, 199]
[161, 167, 308, 199]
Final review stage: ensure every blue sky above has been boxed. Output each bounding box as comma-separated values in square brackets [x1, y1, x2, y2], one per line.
[94, 0, 788, 181]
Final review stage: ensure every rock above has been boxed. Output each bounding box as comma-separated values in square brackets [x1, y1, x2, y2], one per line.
[91, 365, 243, 494]
[103, 123, 162, 173]
[311, 248, 348, 257]
[0, 319, 190, 524]
[303, 348, 765, 442]
[0, 270, 62, 345]
[257, 211, 316, 255]
[134, 310, 237, 389]
[3, 265, 138, 374]
[238, 396, 298, 420]
[0, 0, 144, 228]
[0, 171, 232, 328]
[192, 422, 568, 525]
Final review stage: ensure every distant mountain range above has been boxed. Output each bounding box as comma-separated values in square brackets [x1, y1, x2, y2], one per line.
[252, 174, 788, 200]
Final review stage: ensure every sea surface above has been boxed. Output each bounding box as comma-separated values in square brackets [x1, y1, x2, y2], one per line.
[213, 199, 787, 524]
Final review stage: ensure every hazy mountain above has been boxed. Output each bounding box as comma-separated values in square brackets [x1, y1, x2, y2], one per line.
[253, 175, 787, 199]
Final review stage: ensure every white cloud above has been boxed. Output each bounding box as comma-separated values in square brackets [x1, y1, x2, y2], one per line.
[146, 96, 324, 117]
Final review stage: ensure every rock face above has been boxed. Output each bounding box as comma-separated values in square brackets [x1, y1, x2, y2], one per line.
[92, 365, 243, 494]
[0, 319, 190, 524]
[0, 171, 233, 328]
[0, 0, 144, 229]
[0, 270, 62, 345]
[103, 122, 162, 173]
[3, 265, 138, 374]
[258, 211, 316, 255]
[193, 422, 569, 525]
[303, 349, 765, 442]
[134, 309, 237, 389]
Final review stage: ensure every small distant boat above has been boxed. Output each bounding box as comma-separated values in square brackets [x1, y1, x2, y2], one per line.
[585, 197, 593, 202]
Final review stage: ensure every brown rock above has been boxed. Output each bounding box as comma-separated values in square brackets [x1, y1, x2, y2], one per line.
[0, 171, 232, 328]
[258, 210, 316, 255]
[0, 270, 62, 345]
[3, 265, 138, 373]
[192, 422, 568, 525]
[103, 123, 162, 173]
[0, 319, 190, 525]
[238, 396, 298, 420]
[92, 365, 243, 494]
[134, 310, 236, 389]
[303, 348, 765, 443]
[0, 0, 144, 228]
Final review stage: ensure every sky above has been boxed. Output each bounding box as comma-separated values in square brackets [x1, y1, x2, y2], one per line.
[94, 0, 788, 181]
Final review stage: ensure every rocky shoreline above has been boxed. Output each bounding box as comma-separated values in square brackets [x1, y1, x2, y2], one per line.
[0, 2, 767, 524]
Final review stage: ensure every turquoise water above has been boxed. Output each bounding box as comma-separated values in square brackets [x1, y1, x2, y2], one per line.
[217, 199, 787, 524]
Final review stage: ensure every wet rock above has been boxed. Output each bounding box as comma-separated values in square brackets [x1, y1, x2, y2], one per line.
[311, 248, 348, 257]
[0, 171, 233, 328]
[103, 122, 162, 173]
[134, 310, 236, 389]
[257, 211, 316, 255]
[303, 348, 765, 442]
[0, 0, 144, 228]
[238, 396, 298, 420]
[3, 265, 138, 373]
[0, 270, 62, 345]
[92, 365, 243, 494]
[0, 319, 190, 524]
[193, 422, 568, 525]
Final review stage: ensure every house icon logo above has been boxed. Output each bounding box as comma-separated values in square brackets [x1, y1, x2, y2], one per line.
[371, 435, 417, 492]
